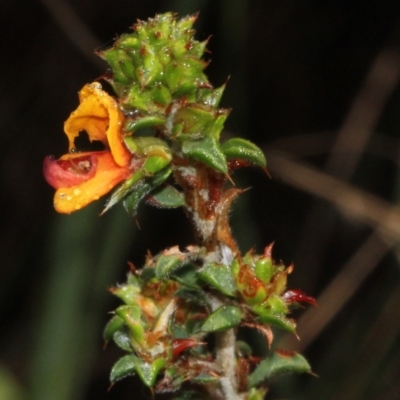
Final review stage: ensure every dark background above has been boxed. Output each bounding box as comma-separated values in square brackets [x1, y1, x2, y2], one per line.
[2, 0, 400, 399]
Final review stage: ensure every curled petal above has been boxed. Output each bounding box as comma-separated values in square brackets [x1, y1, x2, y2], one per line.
[283, 289, 317, 306]
[43, 153, 98, 189]
[52, 152, 131, 214]
[64, 82, 131, 167]
[172, 338, 200, 358]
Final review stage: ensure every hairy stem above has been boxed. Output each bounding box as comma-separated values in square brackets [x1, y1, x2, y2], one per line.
[216, 328, 243, 400]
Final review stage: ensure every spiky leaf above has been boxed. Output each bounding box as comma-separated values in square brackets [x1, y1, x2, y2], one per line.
[182, 136, 227, 174]
[201, 305, 242, 333]
[254, 306, 296, 333]
[124, 115, 166, 133]
[123, 167, 172, 216]
[147, 185, 185, 208]
[155, 254, 187, 279]
[247, 350, 311, 388]
[103, 315, 125, 341]
[111, 283, 140, 305]
[172, 264, 200, 288]
[197, 262, 236, 296]
[175, 287, 210, 306]
[221, 138, 266, 168]
[112, 329, 133, 352]
[134, 356, 166, 387]
[110, 354, 136, 383]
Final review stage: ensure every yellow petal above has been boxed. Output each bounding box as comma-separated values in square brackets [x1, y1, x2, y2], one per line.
[64, 82, 130, 167]
[53, 151, 131, 214]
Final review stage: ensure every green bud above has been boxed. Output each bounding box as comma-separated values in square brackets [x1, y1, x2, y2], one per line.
[151, 83, 172, 105]
[125, 84, 153, 111]
[255, 257, 274, 283]
[102, 48, 131, 85]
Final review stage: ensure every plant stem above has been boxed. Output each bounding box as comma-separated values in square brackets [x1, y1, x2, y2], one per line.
[216, 328, 243, 400]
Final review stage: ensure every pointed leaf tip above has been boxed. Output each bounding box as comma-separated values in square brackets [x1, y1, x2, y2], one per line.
[248, 350, 311, 388]
[182, 136, 228, 174]
[221, 138, 266, 168]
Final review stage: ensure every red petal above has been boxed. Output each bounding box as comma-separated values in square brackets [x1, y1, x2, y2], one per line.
[283, 289, 317, 306]
[43, 153, 98, 189]
[172, 338, 199, 358]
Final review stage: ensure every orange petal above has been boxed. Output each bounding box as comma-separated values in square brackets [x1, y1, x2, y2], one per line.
[53, 151, 131, 214]
[64, 82, 131, 167]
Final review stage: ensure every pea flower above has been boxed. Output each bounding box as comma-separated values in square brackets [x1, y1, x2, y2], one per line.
[43, 82, 132, 213]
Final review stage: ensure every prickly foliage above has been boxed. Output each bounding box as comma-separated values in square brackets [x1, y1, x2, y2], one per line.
[44, 12, 314, 400]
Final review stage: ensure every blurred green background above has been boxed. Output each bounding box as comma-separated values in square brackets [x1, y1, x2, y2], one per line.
[2, 0, 400, 399]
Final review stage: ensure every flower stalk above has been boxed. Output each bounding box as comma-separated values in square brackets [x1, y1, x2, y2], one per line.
[44, 12, 315, 399]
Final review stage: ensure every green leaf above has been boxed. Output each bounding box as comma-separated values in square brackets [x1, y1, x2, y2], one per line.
[122, 183, 148, 216]
[197, 262, 236, 296]
[151, 83, 172, 105]
[192, 372, 219, 384]
[200, 84, 226, 107]
[221, 138, 266, 168]
[172, 390, 209, 400]
[172, 264, 200, 288]
[102, 48, 132, 85]
[123, 167, 172, 216]
[140, 266, 156, 282]
[115, 305, 145, 344]
[103, 315, 124, 341]
[201, 305, 242, 333]
[110, 354, 136, 383]
[143, 155, 171, 174]
[175, 287, 210, 306]
[103, 169, 146, 213]
[182, 136, 227, 174]
[254, 307, 296, 333]
[112, 329, 133, 352]
[111, 283, 140, 305]
[155, 254, 186, 279]
[147, 185, 185, 208]
[236, 340, 253, 357]
[247, 387, 268, 400]
[172, 324, 189, 339]
[134, 356, 166, 387]
[124, 115, 166, 133]
[247, 351, 311, 388]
